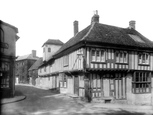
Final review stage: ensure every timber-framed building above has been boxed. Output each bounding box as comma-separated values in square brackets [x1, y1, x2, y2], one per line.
[38, 12, 153, 105]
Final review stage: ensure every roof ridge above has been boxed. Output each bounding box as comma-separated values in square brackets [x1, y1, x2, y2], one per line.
[81, 22, 96, 41]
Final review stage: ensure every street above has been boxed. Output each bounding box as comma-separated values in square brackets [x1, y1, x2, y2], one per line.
[1, 85, 152, 115]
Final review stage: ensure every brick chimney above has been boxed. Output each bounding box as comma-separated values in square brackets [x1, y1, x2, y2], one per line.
[129, 20, 136, 29]
[32, 50, 36, 57]
[73, 20, 79, 36]
[91, 10, 99, 24]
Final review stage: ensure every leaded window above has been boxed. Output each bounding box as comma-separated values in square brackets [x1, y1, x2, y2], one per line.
[132, 72, 151, 94]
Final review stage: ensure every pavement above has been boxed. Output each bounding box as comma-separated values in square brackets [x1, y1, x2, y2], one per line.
[1, 95, 26, 104]
[67, 94, 153, 113]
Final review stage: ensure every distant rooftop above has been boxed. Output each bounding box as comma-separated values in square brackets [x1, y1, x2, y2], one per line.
[42, 39, 64, 47]
[16, 54, 39, 61]
[29, 58, 43, 71]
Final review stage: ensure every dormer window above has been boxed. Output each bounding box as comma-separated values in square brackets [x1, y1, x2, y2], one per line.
[138, 53, 149, 65]
[48, 48, 51, 52]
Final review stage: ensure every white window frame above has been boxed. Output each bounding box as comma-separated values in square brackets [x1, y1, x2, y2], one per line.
[138, 53, 150, 65]
[115, 51, 128, 63]
[91, 49, 106, 62]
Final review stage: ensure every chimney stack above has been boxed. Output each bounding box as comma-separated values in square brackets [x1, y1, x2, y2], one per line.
[91, 10, 99, 24]
[129, 20, 136, 29]
[73, 20, 79, 36]
[32, 50, 36, 57]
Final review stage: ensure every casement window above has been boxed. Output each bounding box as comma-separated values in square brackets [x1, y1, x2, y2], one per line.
[60, 74, 67, 88]
[115, 51, 128, 63]
[138, 53, 149, 65]
[48, 48, 51, 52]
[132, 72, 151, 94]
[91, 49, 106, 62]
[63, 55, 69, 66]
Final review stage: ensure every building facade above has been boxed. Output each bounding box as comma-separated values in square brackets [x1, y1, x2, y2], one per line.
[38, 13, 153, 105]
[0, 20, 19, 98]
[28, 57, 43, 85]
[37, 39, 63, 88]
[15, 50, 39, 84]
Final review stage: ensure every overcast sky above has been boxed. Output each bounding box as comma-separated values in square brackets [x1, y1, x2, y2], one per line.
[1, 0, 153, 57]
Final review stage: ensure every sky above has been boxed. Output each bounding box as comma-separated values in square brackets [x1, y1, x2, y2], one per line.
[1, 0, 153, 57]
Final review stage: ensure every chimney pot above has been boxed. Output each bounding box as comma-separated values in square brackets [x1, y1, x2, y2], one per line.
[129, 20, 136, 29]
[91, 10, 99, 24]
[73, 20, 79, 36]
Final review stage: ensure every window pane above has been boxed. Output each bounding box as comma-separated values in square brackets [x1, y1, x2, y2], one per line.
[48, 48, 51, 52]
[101, 50, 105, 62]
[142, 54, 145, 63]
[135, 73, 139, 82]
[92, 50, 95, 61]
[116, 52, 119, 63]
[139, 54, 142, 64]
[120, 52, 123, 63]
[146, 54, 149, 64]
[96, 50, 100, 62]
[124, 52, 128, 63]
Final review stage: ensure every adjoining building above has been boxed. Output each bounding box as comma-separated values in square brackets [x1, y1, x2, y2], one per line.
[38, 12, 153, 105]
[0, 20, 19, 98]
[15, 50, 39, 84]
[28, 57, 43, 85]
[37, 39, 63, 88]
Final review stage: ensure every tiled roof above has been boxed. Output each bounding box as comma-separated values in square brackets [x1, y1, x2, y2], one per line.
[54, 25, 91, 55]
[0, 20, 18, 33]
[42, 39, 64, 47]
[29, 58, 43, 71]
[16, 54, 39, 61]
[84, 23, 153, 48]
[54, 22, 153, 57]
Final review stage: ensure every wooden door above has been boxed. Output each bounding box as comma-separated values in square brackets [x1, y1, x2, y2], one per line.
[103, 79, 110, 97]
[114, 74, 126, 99]
[74, 76, 79, 95]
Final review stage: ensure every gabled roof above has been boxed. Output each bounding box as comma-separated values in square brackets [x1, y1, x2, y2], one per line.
[54, 22, 153, 58]
[16, 54, 39, 61]
[0, 20, 18, 33]
[29, 58, 43, 71]
[42, 39, 64, 47]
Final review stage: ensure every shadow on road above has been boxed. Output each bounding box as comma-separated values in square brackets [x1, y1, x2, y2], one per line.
[101, 109, 147, 115]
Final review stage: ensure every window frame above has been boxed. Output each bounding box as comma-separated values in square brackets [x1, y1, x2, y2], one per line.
[91, 49, 106, 63]
[48, 47, 51, 52]
[115, 51, 128, 64]
[132, 72, 151, 94]
[138, 53, 150, 65]
[60, 74, 67, 88]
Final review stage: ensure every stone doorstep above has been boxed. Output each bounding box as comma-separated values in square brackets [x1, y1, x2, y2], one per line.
[92, 97, 114, 103]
